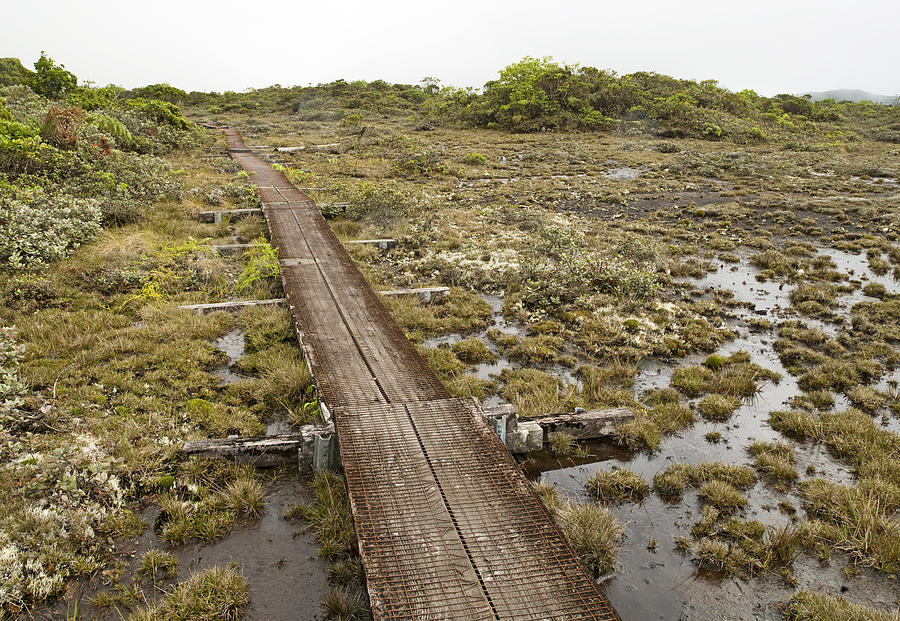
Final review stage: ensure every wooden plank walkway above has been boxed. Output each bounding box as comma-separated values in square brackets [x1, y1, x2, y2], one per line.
[223, 129, 620, 620]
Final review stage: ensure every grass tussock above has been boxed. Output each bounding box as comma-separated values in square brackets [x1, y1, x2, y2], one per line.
[532, 482, 622, 576]
[451, 337, 497, 364]
[697, 480, 748, 513]
[499, 368, 579, 417]
[747, 440, 798, 488]
[697, 393, 741, 421]
[298, 472, 357, 559]
[321, 587, 366, 621]
[155, 460, 265, 545]
[585, 468, 650, 504]
[615, 399, 695, 450]
[653, 461, 756, 500]
[229, 341, 318, 426]
[554, 501, 623, 577]
[786, 590, 900, 621]
[128, 564, 249, 621]
[682, 508, 802, 578]
[137, 549, 178, 584]
[769, 408, 900, 481]
[797, 478, 900, 572]
[671, 351, 781, 399]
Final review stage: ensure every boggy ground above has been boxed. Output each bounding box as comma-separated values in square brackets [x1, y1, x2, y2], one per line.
[0, 129, 354, 619]
[209, 109, 900, 619]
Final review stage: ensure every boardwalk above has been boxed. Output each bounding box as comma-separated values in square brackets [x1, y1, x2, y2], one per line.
[224, 129, 620, 620]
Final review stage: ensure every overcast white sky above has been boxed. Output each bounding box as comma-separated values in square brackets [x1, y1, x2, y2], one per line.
[4, 0, 899, 96]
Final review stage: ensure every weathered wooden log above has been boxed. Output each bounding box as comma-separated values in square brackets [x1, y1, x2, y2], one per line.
[523, 408, 634, 440]
[177, 299, 285, 313]
[182, 424, 337, 473]
[182, 433, 307, 468]
[211, 243, 255, 255]
[347, 239, 398, 250]
[380, 286, 450, 302]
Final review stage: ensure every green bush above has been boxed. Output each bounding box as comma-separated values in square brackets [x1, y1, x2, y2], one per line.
[123, 97, 192, 130]
[0, 185, 101, 268]
[128, 83, 188, 104]
[31, 52, 77, 100]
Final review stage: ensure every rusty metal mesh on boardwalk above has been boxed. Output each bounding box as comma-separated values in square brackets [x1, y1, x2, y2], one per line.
[223, 129, 620, 620]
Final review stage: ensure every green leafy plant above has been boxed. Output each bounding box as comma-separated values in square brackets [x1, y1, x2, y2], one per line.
[235, 238, 280, 293]
[32, 52, 77, 100]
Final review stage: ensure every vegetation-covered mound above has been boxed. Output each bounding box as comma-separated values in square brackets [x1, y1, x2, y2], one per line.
[0, 54, 199, 270]
[185, 56, 900, 146]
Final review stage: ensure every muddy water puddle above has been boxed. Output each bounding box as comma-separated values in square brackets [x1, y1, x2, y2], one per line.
[211, 328, 295, 436]
[212, 328, 246, 384]
[41, 474, 328, 621]
[531, 338, 890, 618]
[685, 245, 898, 331]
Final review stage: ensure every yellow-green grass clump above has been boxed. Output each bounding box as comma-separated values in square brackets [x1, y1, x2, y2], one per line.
[585, 468, 650, 504]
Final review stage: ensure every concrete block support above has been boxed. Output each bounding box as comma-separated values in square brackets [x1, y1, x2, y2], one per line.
[506, 421, 544, 453]
[313, 431, 340, 472]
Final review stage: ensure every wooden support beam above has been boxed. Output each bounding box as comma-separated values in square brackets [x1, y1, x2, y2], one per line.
[523, 408, 635, 440]
[183, 432, 306, 468]
[347, 238, 397, 250]
[198, 208, 262, 223]
[178, 299, 285, 313]
[177, 287, 448, 314]
[182, 424, 337, 473]
[211, 243, 254, 255]
[380, 286, 450, 302]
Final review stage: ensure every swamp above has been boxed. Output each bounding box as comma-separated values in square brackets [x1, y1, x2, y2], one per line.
[1, 54, 899, 620]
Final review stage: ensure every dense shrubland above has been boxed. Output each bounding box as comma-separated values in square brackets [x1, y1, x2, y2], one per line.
[4, 54, 897, 147]
[175, 56, 900, 145]
[0, 55, 198, 270]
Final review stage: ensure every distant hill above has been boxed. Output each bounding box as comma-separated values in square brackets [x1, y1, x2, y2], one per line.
[804, 89, 898, 105]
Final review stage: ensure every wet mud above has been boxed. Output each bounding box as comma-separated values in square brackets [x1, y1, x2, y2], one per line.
[38, 473, 327, 621]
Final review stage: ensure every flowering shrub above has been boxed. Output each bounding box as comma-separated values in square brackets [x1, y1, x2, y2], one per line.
[0, 186, 101, 268]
